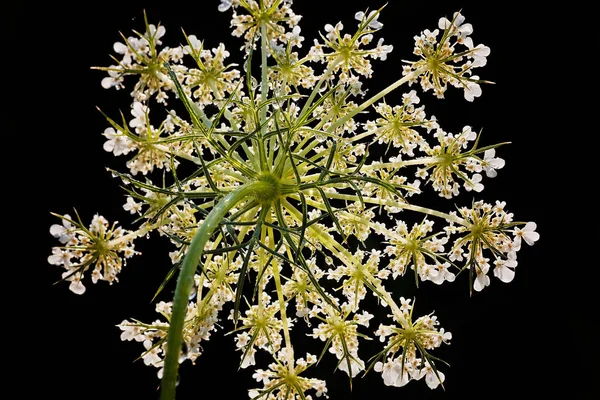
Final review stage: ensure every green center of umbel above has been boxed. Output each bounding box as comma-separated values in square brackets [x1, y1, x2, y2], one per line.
[253, 173, 282, 204]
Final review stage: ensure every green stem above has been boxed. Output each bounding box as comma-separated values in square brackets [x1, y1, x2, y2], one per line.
[326, 68, 425, 134]
[267, 223, 294, 369]
[298, 157, 444, 182]
[258, 21, 269, 172]
[160, 181, 270, 400]
[298, 55, 342, 119]
[207, 80, 259, 170]
[317, 192, 466, 225]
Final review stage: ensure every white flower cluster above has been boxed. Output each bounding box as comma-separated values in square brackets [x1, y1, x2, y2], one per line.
[448, 200, 539, 291]
[234, 292, 285, 369]
[308, 10, 393, 83]
[382, 219, 454, 284]
[48, 214, 138, 294]
[365, 90, 437, 156]
[248, 353, 328, 399]
[100, 23, 181, 103]
[403, 11, 491, 101]
[118, 267, 232, 376]
[374, 298, 451, 389]
[418, 126, 506, 198]
[310, 306, 374, 378]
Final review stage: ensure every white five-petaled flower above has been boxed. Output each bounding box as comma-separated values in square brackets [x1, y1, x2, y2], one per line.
[464, 173, 484, 192]
[62, 270, 86, 295]
[286, 26, 304, 47]
[514, 222, 540, 246]
[424, 362, 445, 389]
[123, 197, 142, 214]
[103, 127, 132, 156]
[482, 148, 505, 178]
[438, 12, 473, 42]
[324, 22, 343, 41]
[101, 69, 124, 89]
[493, 252, 518, 283]
[50, 215, 73, 244]
[355, 10, 383, 29]
[118, 320, 146, 342]
[252, 369, 270, 384]
[469, 44, 491, 67]
[48, 247, 72, 266]
[374, 360, 410, 387]
[473, 263, 490, 292]
[147, 24, 166, 44]
[402, 90, 420, 105]
[129, 102, 149, 133]
[338, 357, 365, 378]
[142, 340, 162, 366]
[183, 34, 203, 54]
[113, 41, 134, 65]
[464, 76, 482, 102]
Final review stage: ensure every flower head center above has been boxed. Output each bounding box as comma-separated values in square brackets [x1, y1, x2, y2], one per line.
[427, 56, 440, 72]
[253, 173, 282, 205]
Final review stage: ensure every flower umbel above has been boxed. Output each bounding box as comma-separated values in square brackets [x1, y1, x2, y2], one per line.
[49, 3, 538, 400]
[403, 11, 492, 101]
[49, 212, 139, 294]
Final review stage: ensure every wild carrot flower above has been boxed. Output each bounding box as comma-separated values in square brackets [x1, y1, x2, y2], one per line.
[49, 3, 538, 399]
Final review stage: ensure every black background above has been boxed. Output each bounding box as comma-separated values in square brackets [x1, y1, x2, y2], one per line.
[12, 1, 591, 399]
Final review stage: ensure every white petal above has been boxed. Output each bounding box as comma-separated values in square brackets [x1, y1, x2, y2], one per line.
[494, 265, 515, 283]
[472, 56, 488, 68]
[338, 357, 364, 377]
[459, 23, 473, 36]
[50, 224, 67, 237]
[355, 11, 365, 21]
[101, 77, 115, 89]
[474, 44, 491, 57]
[473, 273, 489, 291]
[453, 12, 465, 26]
[525, 222, 537, 232]
[69, 279, 86, 295]
[218, 0, 232, 12]
[438, 17, 451, 29]
[490, 158, 505, 169]
[132, 102, 145, 117]
[485, 168, 498, 178]
[155, 26, 166, 39]
[103, 139, 116, 153]
[103, 127, 116, 138]
[524, 231, 540, 246]
[48, 254, 62, 265]
[113, 42, 128, 54]
[464, 83, 482, 101]
[426, 370, 445, 389]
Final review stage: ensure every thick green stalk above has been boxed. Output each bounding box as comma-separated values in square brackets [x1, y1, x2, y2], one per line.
[160, 181, 271, 400]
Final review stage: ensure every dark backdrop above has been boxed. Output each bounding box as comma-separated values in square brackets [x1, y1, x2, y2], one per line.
[13, 1, 589, 399]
